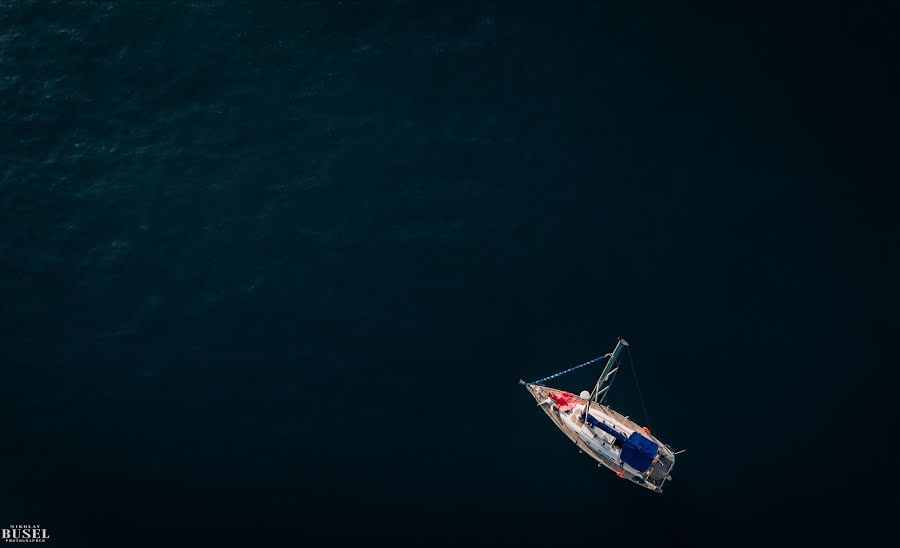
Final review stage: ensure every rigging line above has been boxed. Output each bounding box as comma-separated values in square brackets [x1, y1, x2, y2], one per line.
[625, 345, 651, 427]
[528, 353, 611, 385]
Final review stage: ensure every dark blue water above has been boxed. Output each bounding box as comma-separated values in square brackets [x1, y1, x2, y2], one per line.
[2, 2, 897, 546]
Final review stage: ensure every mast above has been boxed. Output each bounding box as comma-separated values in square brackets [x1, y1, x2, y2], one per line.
[590, 338, 628, 406]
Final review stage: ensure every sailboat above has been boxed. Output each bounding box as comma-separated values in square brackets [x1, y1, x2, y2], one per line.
[520, 338, 677, 493]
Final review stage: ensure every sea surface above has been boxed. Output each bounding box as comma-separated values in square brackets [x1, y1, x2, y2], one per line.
[2, 2, 897, 547]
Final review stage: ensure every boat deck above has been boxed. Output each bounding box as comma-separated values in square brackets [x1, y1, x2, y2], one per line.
[524, 383, 675, 492]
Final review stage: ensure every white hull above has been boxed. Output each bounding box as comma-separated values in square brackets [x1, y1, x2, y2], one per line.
[525, 383, 675, 493]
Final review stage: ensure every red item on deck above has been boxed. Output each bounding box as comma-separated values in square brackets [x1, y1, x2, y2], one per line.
[548, 391, 580, 412]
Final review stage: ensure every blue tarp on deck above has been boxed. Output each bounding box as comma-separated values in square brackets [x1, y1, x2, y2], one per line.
[621, 432, 659, 473]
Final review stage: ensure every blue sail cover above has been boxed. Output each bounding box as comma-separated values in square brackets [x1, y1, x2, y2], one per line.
[584, 413, 627, 441]
[621, 432, 659, 473]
